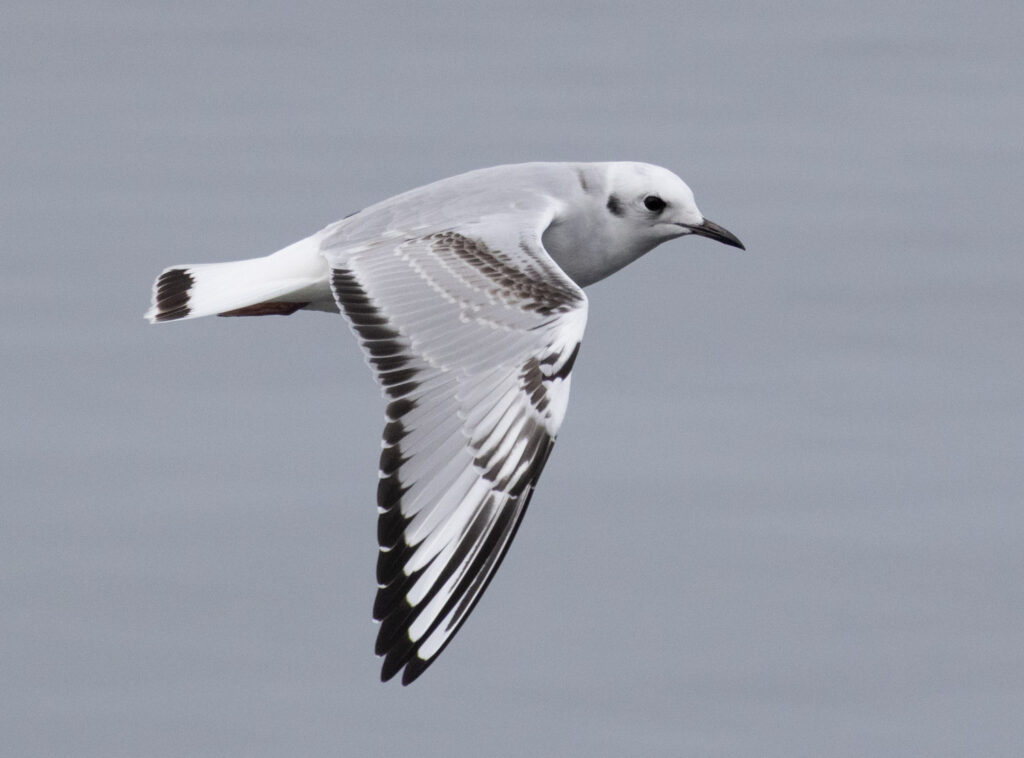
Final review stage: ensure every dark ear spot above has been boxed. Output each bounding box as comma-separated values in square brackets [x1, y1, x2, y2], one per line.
[606, 195, 624, 217]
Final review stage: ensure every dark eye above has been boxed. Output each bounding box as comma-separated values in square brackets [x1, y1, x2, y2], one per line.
[643, 195, 666, 213]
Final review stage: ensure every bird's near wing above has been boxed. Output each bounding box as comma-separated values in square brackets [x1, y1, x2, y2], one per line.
[323, 211, 588, 684]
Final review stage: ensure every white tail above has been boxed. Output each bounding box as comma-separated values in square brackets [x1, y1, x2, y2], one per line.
[144, 236, 333, 323]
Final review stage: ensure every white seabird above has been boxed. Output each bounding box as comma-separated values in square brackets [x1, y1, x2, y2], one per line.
[146, 161, 745, 684]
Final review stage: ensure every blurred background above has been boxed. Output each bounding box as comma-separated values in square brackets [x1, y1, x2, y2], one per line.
[2, 1, 1021, 756]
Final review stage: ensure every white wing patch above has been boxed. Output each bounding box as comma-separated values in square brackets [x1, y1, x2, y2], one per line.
[327, 225, 587, 684]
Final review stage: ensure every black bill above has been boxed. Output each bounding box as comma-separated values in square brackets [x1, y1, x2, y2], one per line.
[686, 218, 745, 250]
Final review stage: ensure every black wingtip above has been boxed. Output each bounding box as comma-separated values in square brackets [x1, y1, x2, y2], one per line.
[380, 639, 417, 682]
[377, 648, 436, 686]
[400, 655, 434, 685]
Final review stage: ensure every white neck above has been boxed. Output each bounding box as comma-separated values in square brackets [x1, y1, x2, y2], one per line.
[541, 164, 659, 287]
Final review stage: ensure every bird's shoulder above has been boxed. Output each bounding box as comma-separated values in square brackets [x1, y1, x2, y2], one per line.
[319, 163, 600, 247]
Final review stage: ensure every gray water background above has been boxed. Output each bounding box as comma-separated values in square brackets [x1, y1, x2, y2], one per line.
[2, 2, 1022, 756]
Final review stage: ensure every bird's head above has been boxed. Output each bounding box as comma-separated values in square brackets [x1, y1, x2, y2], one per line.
[604, 162, 745, 251]
[541, 161, 745, 287]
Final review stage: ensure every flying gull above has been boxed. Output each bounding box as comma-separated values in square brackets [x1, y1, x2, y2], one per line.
[145, 161, 744, 684]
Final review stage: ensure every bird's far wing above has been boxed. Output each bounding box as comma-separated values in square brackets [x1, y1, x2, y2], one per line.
[322, 209, 588, 684]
